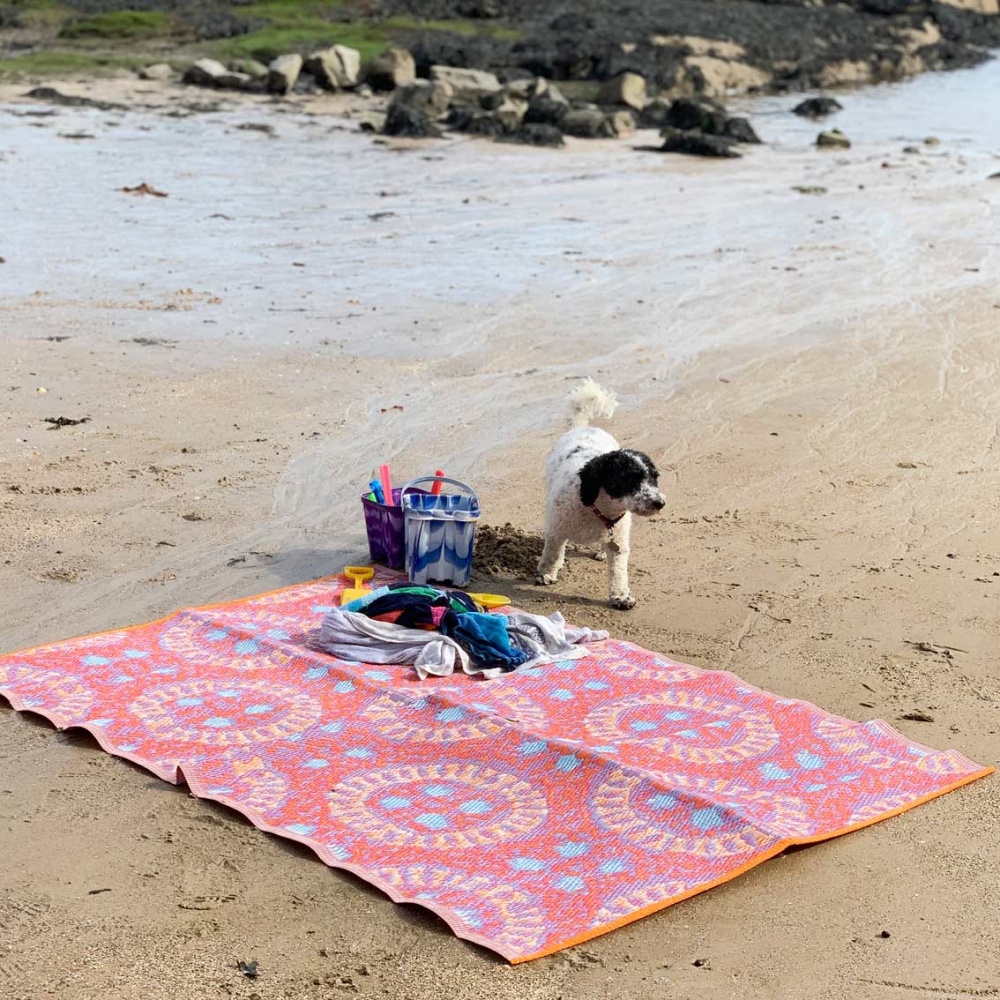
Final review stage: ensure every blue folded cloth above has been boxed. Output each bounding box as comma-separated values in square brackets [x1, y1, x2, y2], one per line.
[341, 585, 392, 614]
[440, 611, 529, 671]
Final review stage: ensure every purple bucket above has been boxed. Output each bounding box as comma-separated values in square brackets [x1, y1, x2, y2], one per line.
[361, 487, 428, 569]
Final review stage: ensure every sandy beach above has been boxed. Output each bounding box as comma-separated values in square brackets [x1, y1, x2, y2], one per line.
[2, 66, 999, 999]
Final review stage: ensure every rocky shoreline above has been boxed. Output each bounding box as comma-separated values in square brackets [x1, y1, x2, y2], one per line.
[21, 56, 849, 158]
[2, 0, 999, 98]
[0, 0, 1000, 157]
[3, 0, 997, 158]
[387, 0, 1000, 94]
[118, 47, 882, 157]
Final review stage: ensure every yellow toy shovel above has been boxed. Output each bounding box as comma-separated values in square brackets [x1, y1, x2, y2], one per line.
[340, 565, 375, 605]
[467, 593, 511, 610]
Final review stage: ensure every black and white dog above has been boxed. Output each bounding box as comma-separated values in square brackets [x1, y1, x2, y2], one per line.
[536, 379, 664, 609]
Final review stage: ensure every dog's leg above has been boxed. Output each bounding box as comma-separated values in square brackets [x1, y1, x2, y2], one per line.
[605, 535, 635, 610]
[536, 536, 567, 585]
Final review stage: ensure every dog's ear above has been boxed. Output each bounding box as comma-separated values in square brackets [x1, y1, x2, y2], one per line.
[626, 449, 660, 482]
[579, 457, 603, 507]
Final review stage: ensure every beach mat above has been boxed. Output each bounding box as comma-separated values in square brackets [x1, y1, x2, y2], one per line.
[0, 573, 991, 962]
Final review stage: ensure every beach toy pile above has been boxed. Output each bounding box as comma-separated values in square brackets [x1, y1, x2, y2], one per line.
[360, 465, 481, 587]
[320, 578, 608, 680]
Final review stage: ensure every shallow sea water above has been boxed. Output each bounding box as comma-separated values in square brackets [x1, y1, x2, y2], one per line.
[1, 59, 997, 525]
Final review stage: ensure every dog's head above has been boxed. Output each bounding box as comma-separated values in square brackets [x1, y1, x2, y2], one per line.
[579, 449, 665, 517]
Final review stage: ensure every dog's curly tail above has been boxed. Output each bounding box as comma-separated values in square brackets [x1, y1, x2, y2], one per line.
[569, 378, 619, 428]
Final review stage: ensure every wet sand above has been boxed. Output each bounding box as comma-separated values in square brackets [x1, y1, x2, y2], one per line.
[1, 70, 999, 999]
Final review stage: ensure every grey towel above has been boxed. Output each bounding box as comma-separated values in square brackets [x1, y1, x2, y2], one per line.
[317, 606, 609, 681]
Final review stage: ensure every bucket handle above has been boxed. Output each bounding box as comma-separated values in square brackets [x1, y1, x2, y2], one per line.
[401, 476, 478, 506]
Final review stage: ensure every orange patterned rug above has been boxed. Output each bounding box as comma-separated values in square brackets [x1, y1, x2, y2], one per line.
[0, 572, 991, 961]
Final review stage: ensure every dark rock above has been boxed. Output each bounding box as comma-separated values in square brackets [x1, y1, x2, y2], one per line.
[513, 39, 598, 83]
[661, 97, 759, 143]
[639, 98, 672, 128]
[560, 107, 615, 138]
[383, 104, 443, 138]
[793, 97, 844, 118]
[724, 116, 761, 144]
[549, 12, 595, 33]
[185, 6, 259, 42]
[931, 4, 997, 46]
[405, 31, 509, 80]
[496, 123, 565, 147]
[858, 0, 916, 14]
[664, 97, 728, 133]
[457, 0, 502, 17]
[497, 67, 535, 84]
[660, 128, 741, 158]
[446, 107, 506, 136]
[524, 96, 568, 127]
[604, 41, 689, 94]
[24, 86, 126, 111]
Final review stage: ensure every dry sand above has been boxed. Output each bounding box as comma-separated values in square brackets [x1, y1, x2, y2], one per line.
[1, 73, 999, 999]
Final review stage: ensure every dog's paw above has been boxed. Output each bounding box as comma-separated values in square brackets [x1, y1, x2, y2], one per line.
[535, 572, 558, 586]
[610, 594, 636, 611]
[592, 549, 607, 562]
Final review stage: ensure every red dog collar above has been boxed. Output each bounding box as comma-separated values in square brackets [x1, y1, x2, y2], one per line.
[589, 505, 625, 531]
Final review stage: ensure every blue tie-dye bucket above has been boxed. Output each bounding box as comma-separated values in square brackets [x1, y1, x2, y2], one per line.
[401, 476, 480, 587]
